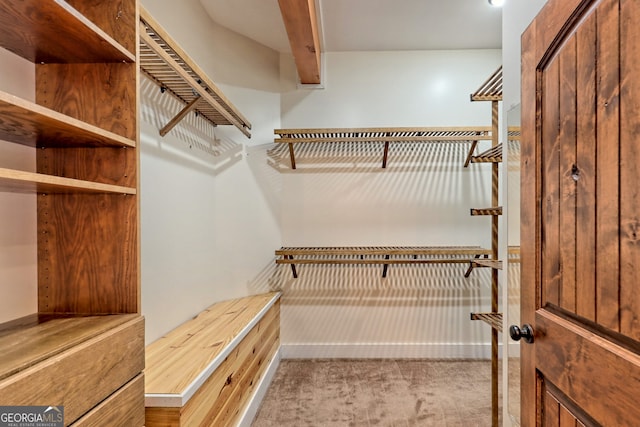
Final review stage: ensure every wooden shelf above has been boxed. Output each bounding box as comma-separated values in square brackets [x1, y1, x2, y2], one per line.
[276, 246, 492, 278]
[0, 90, 136, 148]
[470, 66, 503, 102]
[139, 6, 251, 138]
[470, 312, 503, 332]
[508, 126, 521, 142]
[470, 207, 503, 216]
[464, 143, 502, 167]
[0, 0, 134, 63]
[274, 126, 492, 169]
[472, 259, 503, 270]
[0, 167, 136, 194]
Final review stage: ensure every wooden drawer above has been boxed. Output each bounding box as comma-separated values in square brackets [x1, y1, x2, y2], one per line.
[0, 315, 144, 425]
[72, 373, 145, 426]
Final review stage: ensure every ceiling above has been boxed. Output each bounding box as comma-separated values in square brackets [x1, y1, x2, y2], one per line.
[199, 0, 503, 53]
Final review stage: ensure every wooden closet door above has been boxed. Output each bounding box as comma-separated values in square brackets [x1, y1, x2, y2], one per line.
[520, 0, 640, 425]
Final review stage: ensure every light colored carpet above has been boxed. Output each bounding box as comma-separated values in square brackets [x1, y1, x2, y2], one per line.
[252, 359, 498, 427]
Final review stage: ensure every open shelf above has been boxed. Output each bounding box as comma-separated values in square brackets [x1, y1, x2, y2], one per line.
[0, 91, 136, 148]
[274, 126, 492, 169]
[470, 66, 503, 102]
[472, 259, 503, 270]
[0, 313, 138, 382]
[139, 6, 252, 138]
[0, 168, 136, 194]
[470, 312, 503, 332]
[0, 0, 134, 63]
[470, 207, 503, 216]
[465, 143, 502, 167]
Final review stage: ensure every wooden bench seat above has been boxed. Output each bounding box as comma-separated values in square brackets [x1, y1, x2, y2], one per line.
[275, 246, 493, 278]
[144, 292, 281, 426]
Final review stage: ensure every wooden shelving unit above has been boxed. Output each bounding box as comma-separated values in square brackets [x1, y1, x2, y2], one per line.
[0, 0, 143, 425]
[467, 65, 503, 427]
[139, 6, 252, 138]
[276, 246, 492, 278]
[274, 126, 492, 169]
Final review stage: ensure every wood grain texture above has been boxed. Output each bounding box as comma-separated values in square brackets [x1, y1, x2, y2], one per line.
[277, 0, 321, 84]
[595, 0, 620, 332]
[0, 316, 144, 425]
[145, 295, 280, 427]
[65, 0, 137, 56]
[144, 407, 180, 427]
[0, 90, 136, 148]
[619, 0, 640, 340]
[523, 2, 640, 426]
[72, 374, 145, 427]
[0, 0, 133, 63]
[37, 193, 138, 314]
[520, 15, 539, 427]
[36, 63, 137, 140]
[0, 168, 135, 195]
[37, 146, 136, 188]
[536, 310, 640, 426]
[542, 56, 561, 309]
[575, 11, 597, 323]
[0, 314, 138, 381]
[145, 293, 280, 395]
[182, 304, 280, 426]
[558, 36, 577, 313]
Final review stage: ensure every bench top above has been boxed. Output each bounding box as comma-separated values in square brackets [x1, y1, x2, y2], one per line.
[144, 292, 280, 406]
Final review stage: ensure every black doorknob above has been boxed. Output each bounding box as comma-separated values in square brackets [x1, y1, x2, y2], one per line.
[509, 324, 534, 343]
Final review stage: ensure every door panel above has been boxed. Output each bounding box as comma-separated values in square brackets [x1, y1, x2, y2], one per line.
[522, 0, 640, 425]
[619, 0, 640, 341]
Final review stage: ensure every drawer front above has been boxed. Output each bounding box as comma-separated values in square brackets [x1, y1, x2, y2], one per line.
[72, 373, 145, 427]
[0, 316, 144, 425]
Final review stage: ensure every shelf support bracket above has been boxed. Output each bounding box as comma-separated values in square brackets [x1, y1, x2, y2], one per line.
[159, 96, 202, 137]
[287, 142, 297, 170]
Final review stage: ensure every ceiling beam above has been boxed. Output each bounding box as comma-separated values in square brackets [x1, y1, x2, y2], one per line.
[278, 0, 321, 84]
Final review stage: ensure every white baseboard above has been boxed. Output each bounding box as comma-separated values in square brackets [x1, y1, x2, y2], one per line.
[236, 347, 282, 427]
[281, 343, 498, 359]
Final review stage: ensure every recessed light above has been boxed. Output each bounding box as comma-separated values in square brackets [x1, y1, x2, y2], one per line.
[488, 0, 505, 6]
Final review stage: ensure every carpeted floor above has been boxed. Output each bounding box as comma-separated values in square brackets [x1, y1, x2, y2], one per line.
[252, 359, 499, 427]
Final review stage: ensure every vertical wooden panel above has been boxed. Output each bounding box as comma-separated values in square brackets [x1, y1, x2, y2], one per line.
[36, 63, 137, 140]
[619, 0, 640, 340]
[520, 20, 539, 427]
[545, 390, 561, 426]
[65, 0, 137, 55]
[37, 147, 136, 188]
[595, 0, 620, 332]
[38, 194, 138, 314]
[542, 57, 561, 308]
[575, 11, 597, 323]
[558, 37, 578, 313]
[559, 404, 578, 427]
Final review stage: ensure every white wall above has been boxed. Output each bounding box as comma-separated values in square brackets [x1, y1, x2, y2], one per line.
[0, 47, 36, 324]
[276, 49, 503, 357]
[139, 0, 283, 343]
